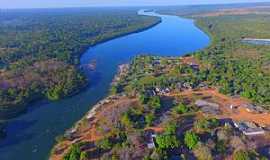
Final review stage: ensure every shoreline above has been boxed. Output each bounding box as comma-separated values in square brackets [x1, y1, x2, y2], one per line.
[87, 18, 162, 49]
[0, 15, 161, 121]
[52, 62, 131, 151]
[50, 94, 131, 160]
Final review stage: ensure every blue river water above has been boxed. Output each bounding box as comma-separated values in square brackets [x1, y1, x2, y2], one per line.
[0, 10, 209, 160]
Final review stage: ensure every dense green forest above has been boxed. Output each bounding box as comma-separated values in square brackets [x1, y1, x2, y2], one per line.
[159, 6, 270, 107]
[194, 14, 270, 106]
[0, 8, 161, 118]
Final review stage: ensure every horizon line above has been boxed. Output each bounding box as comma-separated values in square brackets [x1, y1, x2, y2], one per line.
[1, 1, 270, 10]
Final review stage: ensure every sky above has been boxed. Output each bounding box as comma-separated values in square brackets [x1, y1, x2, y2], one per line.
[1, 0, 270, 9]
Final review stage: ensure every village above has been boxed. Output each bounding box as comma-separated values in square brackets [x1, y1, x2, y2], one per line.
[116, 55, 270, 151]
[51, 55, 270, 159]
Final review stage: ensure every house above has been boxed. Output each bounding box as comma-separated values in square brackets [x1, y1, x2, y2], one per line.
[229, 104, 239, 111]
[183, 82, 192, 90]
[176, 82, 183, 91]
[146, 89, 156, 97]
[233, 121, 265, 136]
[219, 118, 234, 127]
[189, 63, 199, 70]
[147, 134, 157, 149]
[155, 87, 160, 93]
[198, 83, 209, 89]
[153, 60, 161, 65]
[154, 87, 171, 95]
[144, 129, 158, 149]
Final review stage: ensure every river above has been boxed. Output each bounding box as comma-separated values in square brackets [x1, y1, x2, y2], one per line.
[0, 10, 209, 160]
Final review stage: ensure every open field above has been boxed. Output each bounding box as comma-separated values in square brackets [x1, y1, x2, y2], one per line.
[193, 6, 270, 17]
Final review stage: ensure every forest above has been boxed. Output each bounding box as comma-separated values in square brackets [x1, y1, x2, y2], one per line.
[194, 13, 270, 107]
[0, 8, 160, 118]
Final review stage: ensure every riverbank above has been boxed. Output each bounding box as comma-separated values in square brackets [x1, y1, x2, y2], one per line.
[50, 94, 137, 160]
[0, 14, 161, 121]
[87, 18, 162, 49]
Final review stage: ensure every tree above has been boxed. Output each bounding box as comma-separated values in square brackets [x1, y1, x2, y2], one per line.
[184, 131, 199, 150]
[110, 85, 118, 95]
[145, 113, 155, 127]
[121, 109, 146, 129]
[80, 151, 88, 160]
[174, 103, 188, 114]
[64, 144, 81, 160]
[165, 123, 177, 135]
[195, 118, 219, 132]
[96, 138, 113, 150]
[233, 150, 250, 160]
[148, 96, 161, 111]
[121, 112, 132, 128]
[46, 85, 63, 101]
[155, 134, 180, 150]
[139, 93, 149, 104]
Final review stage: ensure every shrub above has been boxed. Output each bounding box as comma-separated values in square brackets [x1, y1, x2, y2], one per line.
[195, 118, 219, 132]
[148, 96, 161, 111]
[165, 123, 177, 135]
[80, 151, 88, 160]
[64, 144, 81, 160]
[184, 131, 199, 150]
[96, 138, 113, 150]
[233, 150, 250, 160]
[145, 113, 155, 126]
[174, 103, 188, 114]
[110, 85, 118, 95]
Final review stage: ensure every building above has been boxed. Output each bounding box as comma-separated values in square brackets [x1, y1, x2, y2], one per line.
[144, 129, 157, 149]
[233, 121, 265, 136]
[154, 87, 170, 95]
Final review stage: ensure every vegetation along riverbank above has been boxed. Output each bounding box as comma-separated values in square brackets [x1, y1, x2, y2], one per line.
[51, 4, 270, 160]
[0, 8, 161, 120]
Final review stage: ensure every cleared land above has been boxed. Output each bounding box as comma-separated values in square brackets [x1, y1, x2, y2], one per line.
[169, 89, 270, 126]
